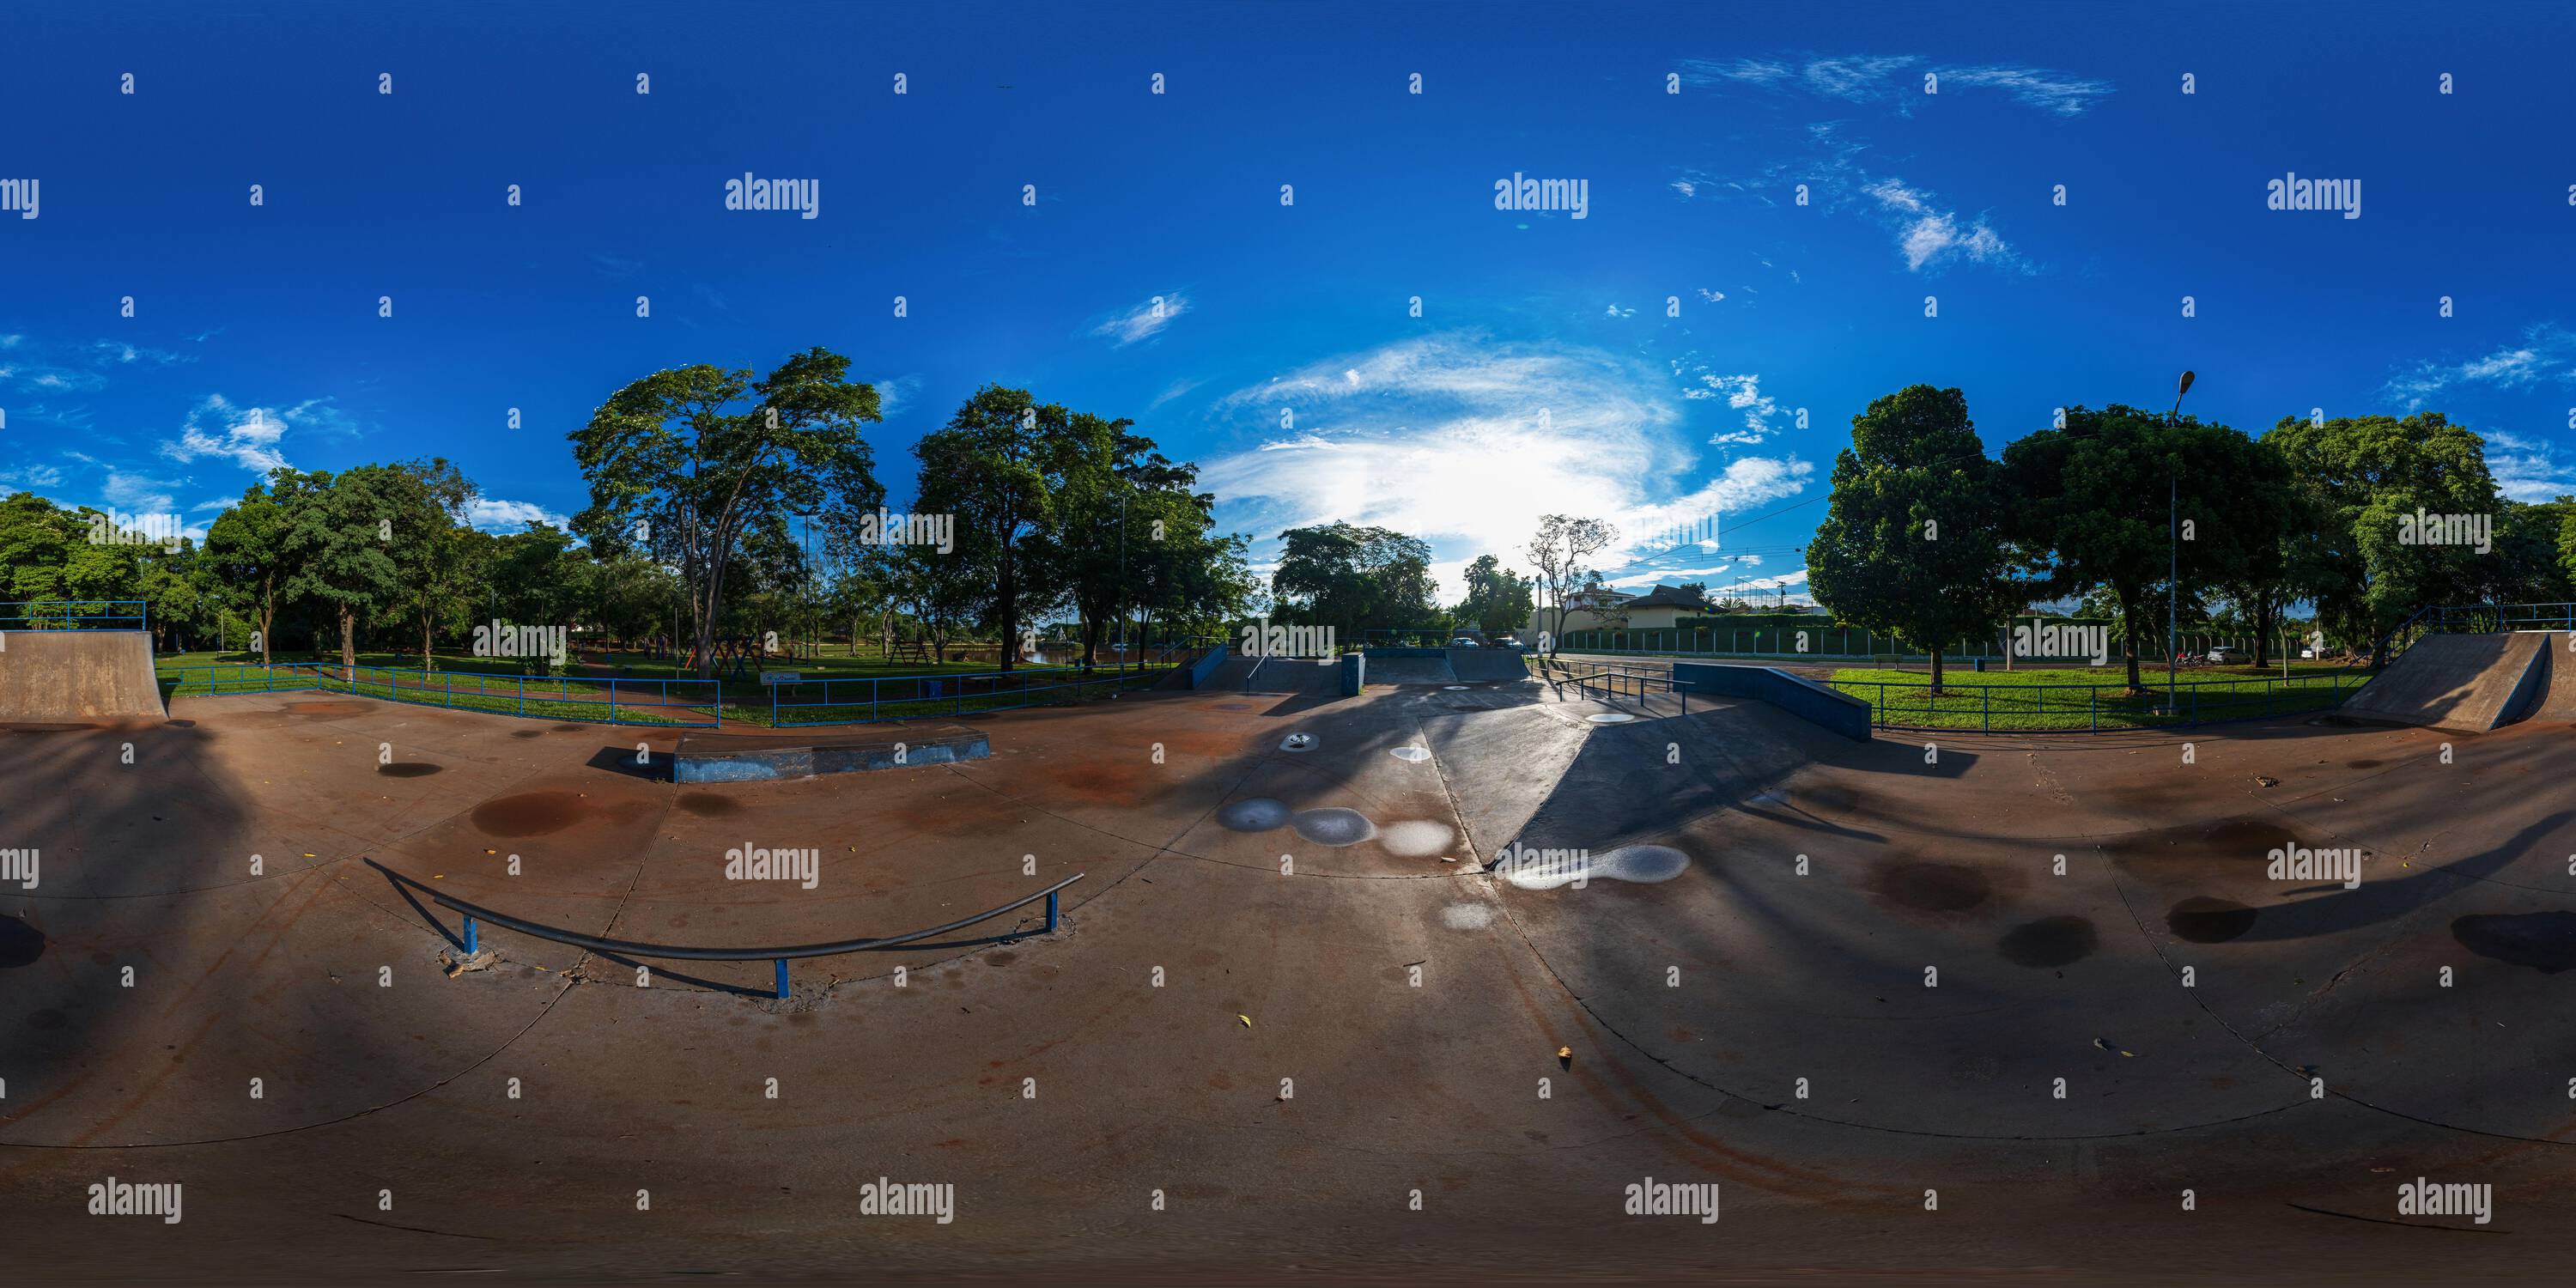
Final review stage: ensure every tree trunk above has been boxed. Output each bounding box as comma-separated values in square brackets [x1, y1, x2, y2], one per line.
[2117, 585, 2144, 692]
[421, 607, 434, 671]
[2252, 595, 2274, 668]
[258, 576, 276, 665]
[338, 605, 356, 681]
[996, 540, 1018, 674]
[1929, 643, 1945, 696]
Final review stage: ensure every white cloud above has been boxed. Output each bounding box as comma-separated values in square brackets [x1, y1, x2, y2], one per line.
[102, 471, 181, 516]
[1680, 53, 2111, 116]
[0, 464, 66, 489]
[2478, 428, 2576, 502]
[2383, 325, 2576, 410]
[1669, 180, 1698, 197]
[1867, 179, 2016, 271]
[465, 498, 570, 532]
[1148, 376, 1206, 410]
[160, 394, 293, 474]
[1604, 303, 1636, 319]
[1697, 288, 1726, 303]
[1201, 335, 1813, 582]
[1089, 291, 1190, 347]
[873, 374, 921, 417]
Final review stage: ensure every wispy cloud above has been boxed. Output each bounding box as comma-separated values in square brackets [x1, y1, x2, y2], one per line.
[2479, 428, 2576, 503]
[1866, 179, 2014, 271]
[1674, 125, 2023, 275]
[872, 374, 922, 417]
[159, 394, 295, 473]
[1679, 53, 2111, 117]
[1088, 291, 1190, 347]
[1147, 376, 1207, 410]
[465, 497, 570, 532]
[2383, 325, 2576, 410]
[1203, 334, 1812, 588]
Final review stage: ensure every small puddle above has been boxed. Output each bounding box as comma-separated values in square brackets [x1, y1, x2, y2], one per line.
[378, 762, 443, 778]
[0, 915, 44, 969]
[1873, 861, 1991, 913]
[676, 792, 744, 817]
[1292, 808, 1377, 847]
[1498, 844, 1690, 890]
[2166, 896, 2259, 943]
[471, 790, 587, 837]
[2452, 912, 2576, 973]
[1218, 799, 1291, 832]
[1997, 915, 2098, 967]
[1379, 820, 1453, 858]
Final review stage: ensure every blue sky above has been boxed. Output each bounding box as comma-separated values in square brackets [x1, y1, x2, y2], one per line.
[4, 0, 2573, 607]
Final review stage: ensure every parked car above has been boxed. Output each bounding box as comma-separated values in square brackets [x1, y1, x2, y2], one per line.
[1449, 636, 1481, 647]
[2206, 646, 2245, 664]
[2300, 647, 2318, 659]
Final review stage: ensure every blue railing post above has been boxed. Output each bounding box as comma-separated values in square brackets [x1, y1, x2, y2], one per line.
[1045, 888, 1060, 933]
[774, 958, 790, 999]
[463, 914, 477, 954]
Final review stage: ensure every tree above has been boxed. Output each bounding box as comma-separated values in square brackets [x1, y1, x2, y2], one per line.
[1524, 515, 1616, 656]
[1454, 555, 1535, 639]
[276, 466, 404, 677]
[1271, 522, 1440, 647]
[382, 458, 478, 668]
[1807, 385, 2022, 694]
[570, 347, 884, 679]
[2263, 412, 2501, 665]
[204, 480, 295, 662]
[912, 386, 1070, 673]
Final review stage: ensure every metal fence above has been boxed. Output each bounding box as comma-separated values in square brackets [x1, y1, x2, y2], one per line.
[367, 859, 1082, 999]
[166, 662, 722, 726]
[1, 599, 148, 630]
[770, 664, 1165, 726]
[1829, 671, 2366, 732]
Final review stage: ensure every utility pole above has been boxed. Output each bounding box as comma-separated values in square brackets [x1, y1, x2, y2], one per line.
[2167, 369, 2195, 705]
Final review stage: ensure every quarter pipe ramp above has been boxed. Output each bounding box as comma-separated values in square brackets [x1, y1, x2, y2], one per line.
[2342, 630, 2548, 732]
[0, 630, 166, 724]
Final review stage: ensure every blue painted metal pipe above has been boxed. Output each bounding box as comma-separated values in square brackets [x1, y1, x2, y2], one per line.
[774, 958, 790, 1000]
[463, 914, 477, 955]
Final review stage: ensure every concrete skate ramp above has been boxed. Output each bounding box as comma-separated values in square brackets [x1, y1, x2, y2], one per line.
[2342, 630, 2545, 732]
[2526, 631, 2576, 721]
[1444, 647, 1529, 682]
[1240, 653, 1342, 694]
[0, 629, 165, 723]
[1362, 652, 1458, 684]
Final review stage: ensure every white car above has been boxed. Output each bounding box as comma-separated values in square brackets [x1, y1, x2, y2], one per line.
[1449, 637, 1480, 647]
[2206, 646, 2244, 664]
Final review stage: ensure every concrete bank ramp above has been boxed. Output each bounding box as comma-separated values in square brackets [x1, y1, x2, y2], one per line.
[1362, 653, 1457, 685]
[0, 629, 165, 724]
[1241, 654, 1342, 695]
[2527, 631, 2576, 721]
[2342, 631, 2546, 732]
[1443, 647, 1530, 682]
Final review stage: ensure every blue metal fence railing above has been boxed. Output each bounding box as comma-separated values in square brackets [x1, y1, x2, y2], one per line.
[1, 599, 149, 631]
[366, 859, 1082, 999]
[1828, 671, 2366, 732]
[769, 662, 1171, 727]
[166, 662, 722, 727]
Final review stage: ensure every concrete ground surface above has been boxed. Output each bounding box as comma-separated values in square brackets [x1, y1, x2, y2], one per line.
[4, 671, 2575, 1284]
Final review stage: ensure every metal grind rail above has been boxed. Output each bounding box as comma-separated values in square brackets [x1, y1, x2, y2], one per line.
[1537, 657, 1694, 714]
[364, 860, 1082, 999]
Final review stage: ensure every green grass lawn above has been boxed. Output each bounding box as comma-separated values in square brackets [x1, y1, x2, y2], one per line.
[1824, 664, 2367, 730]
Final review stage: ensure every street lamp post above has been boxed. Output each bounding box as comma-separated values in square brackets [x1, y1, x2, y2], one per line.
[2167, 369, 2195, 704]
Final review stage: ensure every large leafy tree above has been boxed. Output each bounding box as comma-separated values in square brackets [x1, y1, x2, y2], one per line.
[2263, 412, 2500, 663]
[912, 386, 1066, 672]
[1453, 554, 1535, 639]
[2003, 404, 2284, 690]
[276, 466, 405, 677]
[1271, 522, 1439, 645]
[383, 457, 478, 668]
[570, 347, 883, 679]
[204, 480, 295, 662]
[1807, 385, 2023, 693]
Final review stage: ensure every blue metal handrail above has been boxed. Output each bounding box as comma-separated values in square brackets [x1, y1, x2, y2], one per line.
[0, 599, 149, 630]
[1829, 671, 2364, 732]
[769, 660, 1172, 727]
[167, 662, 721, 727]
[366, 859, 1081, 999]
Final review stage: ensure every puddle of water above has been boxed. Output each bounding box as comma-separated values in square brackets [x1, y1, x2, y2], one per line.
[2166, 896, 2258, 943]
[378, 762, 443, 778]
[2451, 912, 2576, 973]
[1388, 746, 1431, 762]
[1997, 915, 2098, 967]
[1873, 861, 1991, 913]
[510, 730, 544, 739]
[676, 792, 744, 817]
[471, 790, 586, 837]
[1218, 798, 1292, 832]
[1291, 808, 1378, 847]
[1499, 844, 1690, 890]
[1380, 820, 1453, 858]
[0, 915, 44, 969]
[1441, 903, 1496, 929]
[1586, 713, 1636, 724]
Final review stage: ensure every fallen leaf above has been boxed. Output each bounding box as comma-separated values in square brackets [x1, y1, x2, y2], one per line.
[1237, 1014, 1253, 1028]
